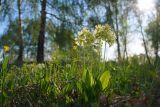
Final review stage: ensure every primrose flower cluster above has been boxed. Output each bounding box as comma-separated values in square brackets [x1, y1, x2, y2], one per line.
[75, 28, 94, 46]
[75, 24, 116, 47]
[94, 24, 116, 46]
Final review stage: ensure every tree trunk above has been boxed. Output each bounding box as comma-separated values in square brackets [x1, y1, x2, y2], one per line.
[0, 0, 1, 9]
[122, 1, 129, 61]
[105, 1, 121, 61]
[135, 11, 152, 66]
[140, 26, 152, 65]
[17, 0, 23, 65]
[115, 2, 121, 61]
[154, 42, 159, 65]
[155, 10, 160, 66]
[37, 0, 47, 63]
[123, 36, 128, 60]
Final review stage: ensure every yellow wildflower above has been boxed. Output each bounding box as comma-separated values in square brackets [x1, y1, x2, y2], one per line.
[3, 45, 10, 52]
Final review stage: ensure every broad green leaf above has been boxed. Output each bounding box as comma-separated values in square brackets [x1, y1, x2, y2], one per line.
[82, 69, 87, 82]
[85, 70, 94, 87]
[94, 79, 102, 93]
[90, 72, 94, 86]
[76, 82, 82, 93]
[100, 71, 111, 90]
[2, 56, 9, 72]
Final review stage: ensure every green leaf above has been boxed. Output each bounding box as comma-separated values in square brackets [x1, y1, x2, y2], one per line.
[85, 70, 94, 87]
[94, 79, 102, 93]
[2, 56, 9, 72]
[76, 82, 82, 93]
[99, 71, 111, 90]
[82, 69, 87, 82]
[3, 91, 8, 98]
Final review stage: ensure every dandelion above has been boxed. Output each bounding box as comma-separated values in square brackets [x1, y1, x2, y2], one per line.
[3, 45, 10, 52]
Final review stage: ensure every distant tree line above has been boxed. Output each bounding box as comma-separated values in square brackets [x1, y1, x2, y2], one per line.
[0, 0, 159, 67]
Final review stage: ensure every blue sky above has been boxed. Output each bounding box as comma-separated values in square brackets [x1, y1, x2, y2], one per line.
[0, 22, 8, 36]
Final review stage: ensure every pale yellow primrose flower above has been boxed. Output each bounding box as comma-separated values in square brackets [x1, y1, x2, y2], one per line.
[94, 24, 116, 46]
[75, 24, 115, 48]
